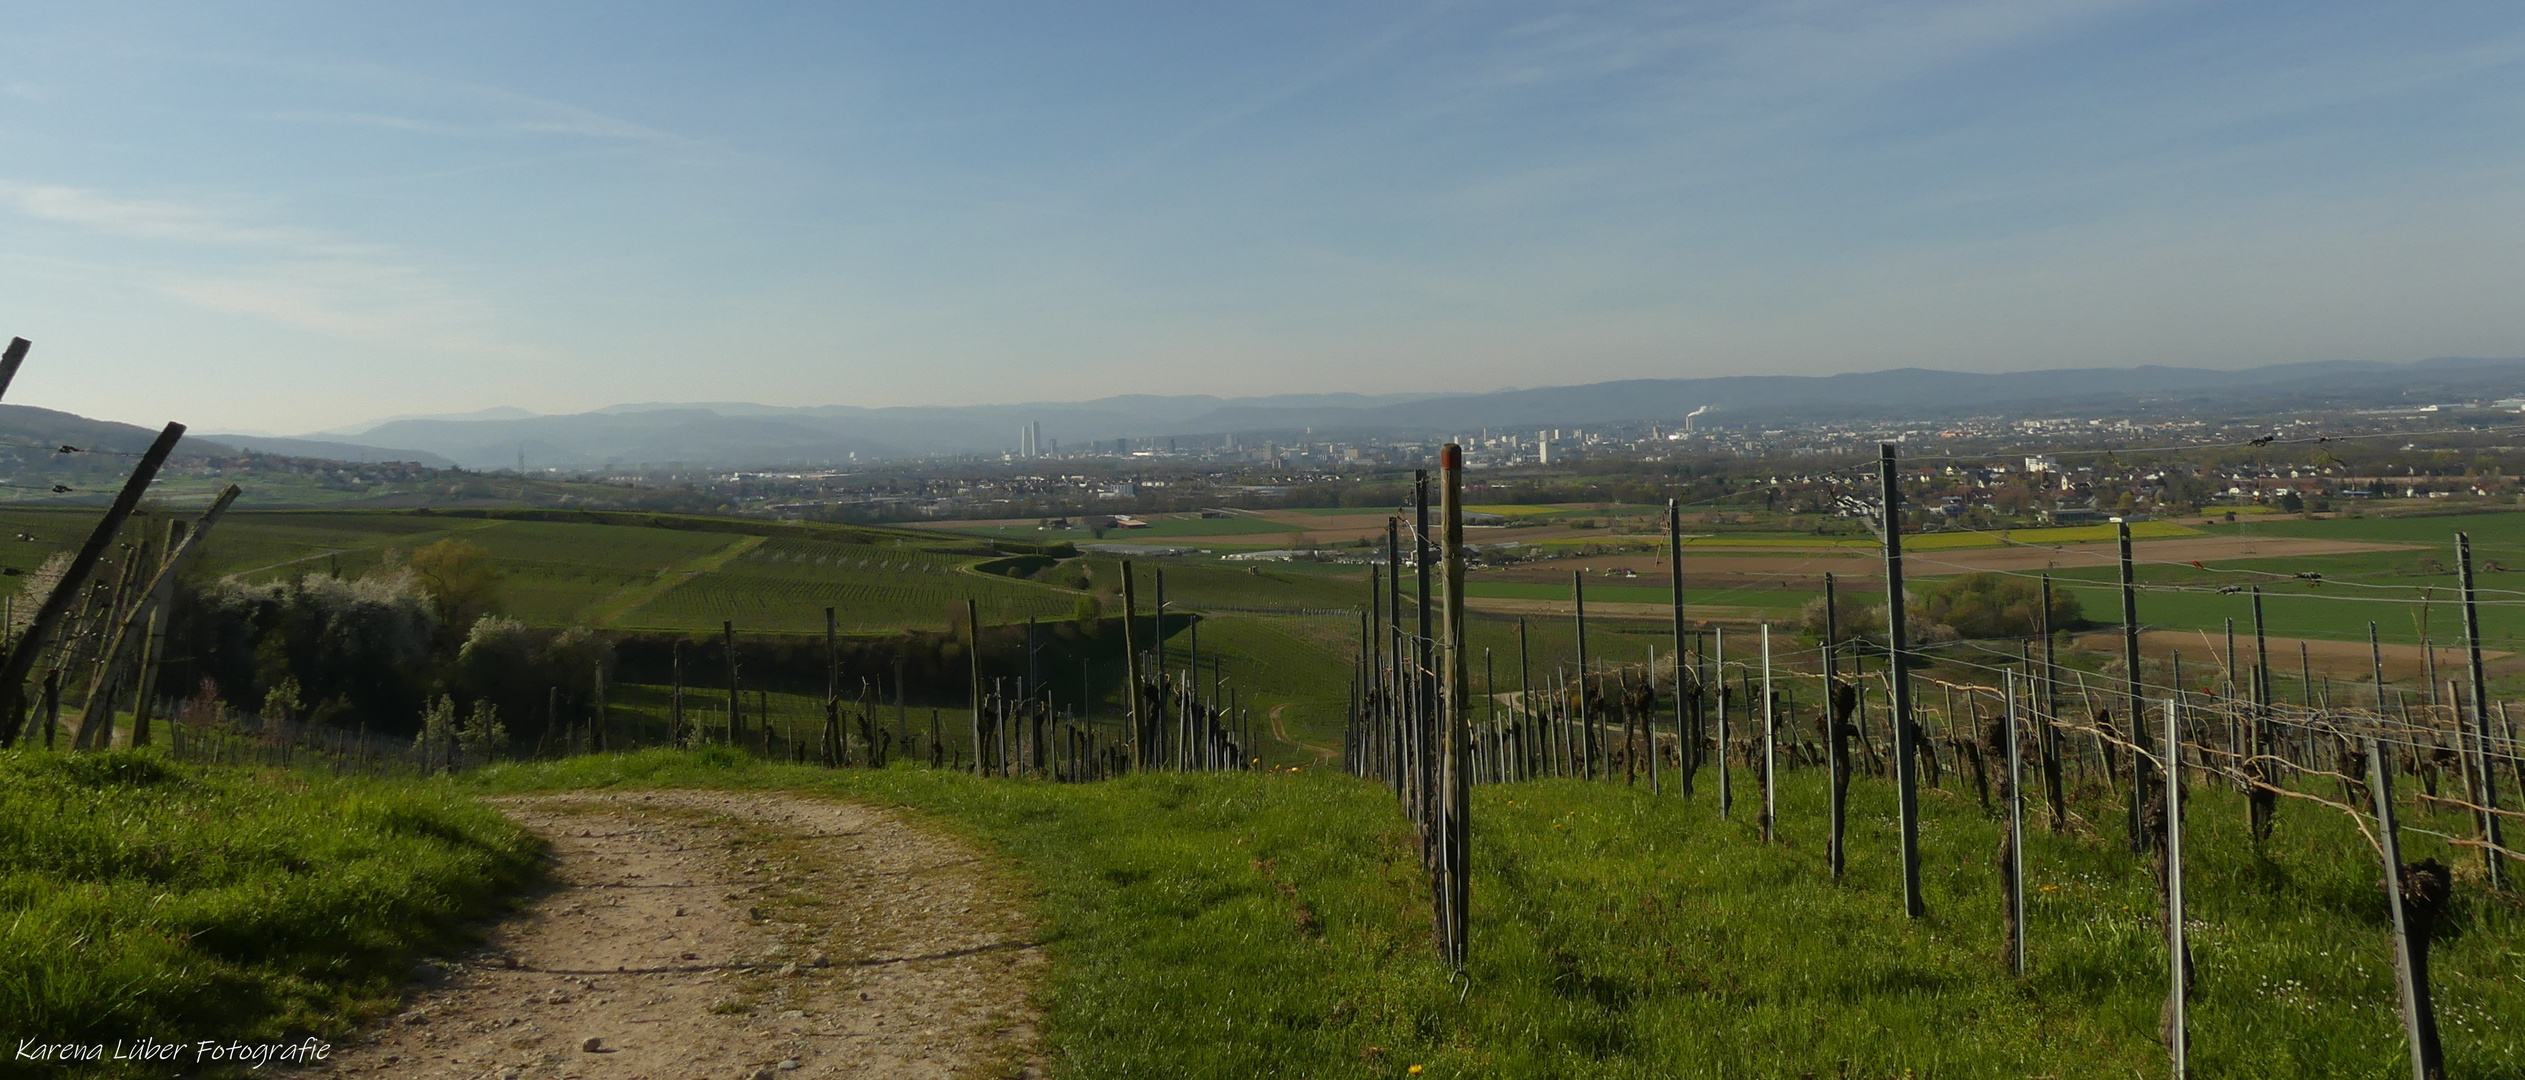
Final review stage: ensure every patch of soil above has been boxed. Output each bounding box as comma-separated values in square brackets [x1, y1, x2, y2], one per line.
[311, 790, 1042, 1080]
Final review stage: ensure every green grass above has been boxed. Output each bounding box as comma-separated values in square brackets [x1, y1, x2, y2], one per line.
[469, 751, 2521, 1078]
[619, 535, 1086, 634]
[0, 750, 540, 1076]
[945, 515, 1306, 541]
[1165, 614, 1358, 760]
[1105, 558, 1369, 613]
[2206, 510, 2525, 554]
[1462, 581, 1820, 612]
[0, 506, 1094, 635]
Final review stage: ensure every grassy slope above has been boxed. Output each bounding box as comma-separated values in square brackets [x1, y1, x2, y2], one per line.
[0, 750, 540, 1076]
[476, 751, 2522, 1079]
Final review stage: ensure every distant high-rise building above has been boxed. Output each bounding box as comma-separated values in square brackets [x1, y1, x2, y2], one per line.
[1020, 421, 1041, 458]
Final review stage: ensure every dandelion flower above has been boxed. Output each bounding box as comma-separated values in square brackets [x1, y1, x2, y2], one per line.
[1409, 1067, 1423, 1076]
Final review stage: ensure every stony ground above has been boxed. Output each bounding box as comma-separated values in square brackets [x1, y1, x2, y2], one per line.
[311, 790, 1043, 1080]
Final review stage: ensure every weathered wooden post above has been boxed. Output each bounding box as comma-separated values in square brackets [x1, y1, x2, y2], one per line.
[1670, 497, 1691, 797]
[1438, 443, 1471, 968]
[968, 599, 985, 776]
[1153, 568, 1172, 770]
[1389, 519, 1406, 791]
[1716, 627, 1732, 817]
[1761, 624, 1777, 843]
[129, 518, 189, 746]
[0, 338, 28, 401]
[2162, 698, 2189, 1077]
[821, 607, 840, 765]
[1572, 569, 1593, 780]
[1644, 645, 1659, 794]
[1368, 564, 1384, 781]
[86, 487, 236, 747]
[1518, 616, 1533, 782]
[2003, 670, 2027, 976]
[1880, 442, 1925, 918]
[2249, 587, 2276, 843]
[2041, 574, 2068, 830]
[2456, 532, 2508, 889]
[1, 422, 184, 748]
[2121, 519, 2151, 853]
[724, 620, 742, 747]
[2368, 734, 2446, 1080]
[1416, 472, 1436, 812]
[1121, 561, 1142, 770]
[1486, 647, 1498, 786]
[592, 662, 609, 753]
[670, 641, 686, 744]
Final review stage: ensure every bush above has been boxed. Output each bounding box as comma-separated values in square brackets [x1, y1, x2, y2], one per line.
[175, 571, 438, 728]
[1801, 573, 2081, 646]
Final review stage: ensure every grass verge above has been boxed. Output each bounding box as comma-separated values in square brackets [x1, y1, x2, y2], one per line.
[470, 749, 2521, 1078]
[0, 749, 540, 1076]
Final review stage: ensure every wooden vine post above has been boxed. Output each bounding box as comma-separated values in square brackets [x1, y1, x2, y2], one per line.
[1716, 626, 1731, 818]
[1153, 568, 1170, 770]
[2248, 588, 2277, 842]
[129, 518, 187, 746]
[2162, 698, 2189, 1078]
[98, 486, 238, 747]
[1121, 561, 1142, 770]
[2121, 519, 2151, 852]
[1879, 442, 1925, 917]
[0, 422, 185, 748]
[1415, 472, 1435, 812]
[2367, 734, 2446, 1080]
[2456, 532, 2508, 890]
[823, 606, 842, 767]
[1761, 624, 1777, 843]
[1669, 497, 1690, 797]
[1436, 443, 1470, 968]
[2041, 574, 2068, 831]
[967, 599, 985, 776]
[1572, 569, 1592, 781]
[723, 620, 741, 747]
[2002, 670, 2027, 976]
[670, 642, 685, 744]
[1825, 572, 1851, 879]
[1518, 616, 1533, 784]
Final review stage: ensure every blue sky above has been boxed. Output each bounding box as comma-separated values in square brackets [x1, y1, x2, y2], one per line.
[4, 2, 2523, 434]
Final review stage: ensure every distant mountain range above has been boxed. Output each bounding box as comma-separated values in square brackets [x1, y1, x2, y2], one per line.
[21, 356, 2524, 472]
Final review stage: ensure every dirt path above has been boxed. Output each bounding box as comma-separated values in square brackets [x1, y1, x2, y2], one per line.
[318, 790, 1042, 1080]
[1268, 703, 1338, 764]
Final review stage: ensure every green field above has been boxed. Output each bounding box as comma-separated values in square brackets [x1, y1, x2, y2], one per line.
[621, 535, 1084, 633]
[943, 514, 1304, 541]
[0, 508, 1091, 636]
[1462, 581, 1819, 612]
[2027, 513, 2525, 648]
[2208, 510, 2525, 552]
[24, 503, 2525, 759]
[475, 752, 2522, 1079]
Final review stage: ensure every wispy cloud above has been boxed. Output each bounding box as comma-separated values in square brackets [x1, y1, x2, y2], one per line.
[0, 182, 328, 248]
[209, 52, 703, 149]
[0, 178, 533, 357]
[162, 260, 538, 357]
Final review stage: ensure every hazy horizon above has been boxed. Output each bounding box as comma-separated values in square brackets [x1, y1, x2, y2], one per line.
[6, 2, 2525, 435]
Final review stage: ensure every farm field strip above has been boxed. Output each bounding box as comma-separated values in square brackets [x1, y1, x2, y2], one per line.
[582, 533, 766, 626]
